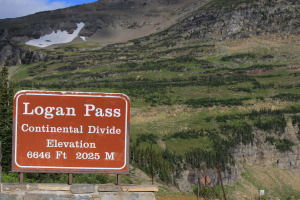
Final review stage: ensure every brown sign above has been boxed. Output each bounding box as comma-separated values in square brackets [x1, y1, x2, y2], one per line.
[12, 90, 130, 174]
[200, 176, 211, 185]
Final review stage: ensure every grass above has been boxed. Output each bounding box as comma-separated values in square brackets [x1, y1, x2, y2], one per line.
[241, 166, 266, 191]
[165, 137, 213, 155]
[11, 63, 36, 80]
[239, 165, 300, 199]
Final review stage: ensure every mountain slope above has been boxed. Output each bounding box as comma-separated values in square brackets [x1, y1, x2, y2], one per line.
[1, 0, 300, 199]
[133, 0, 300, 47]
[170, 0, 300, 39]
[0, 0, 207, 66]
[2, 0, 300, 47]
[2, 0, 300, 65]
[0, 0, 205, 45]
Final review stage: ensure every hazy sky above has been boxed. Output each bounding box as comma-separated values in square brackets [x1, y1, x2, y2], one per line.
[0, 0, 97, 19]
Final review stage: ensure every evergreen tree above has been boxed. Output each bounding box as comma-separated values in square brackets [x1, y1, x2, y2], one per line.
[0, 66, 13, 172]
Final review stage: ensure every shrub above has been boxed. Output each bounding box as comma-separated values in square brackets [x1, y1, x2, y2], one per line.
[136, 133, 158, 145]
[220, 53, 255, 62]
[272, 93, 300, 102]
[265, 137, 295, 152]
[254, 116, 286, 134]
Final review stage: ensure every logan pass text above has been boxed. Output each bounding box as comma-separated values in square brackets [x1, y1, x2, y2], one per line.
[22, 102, 122, 119]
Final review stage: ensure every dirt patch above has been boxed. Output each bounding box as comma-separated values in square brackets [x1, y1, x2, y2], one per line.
[131, 105, 189, 125]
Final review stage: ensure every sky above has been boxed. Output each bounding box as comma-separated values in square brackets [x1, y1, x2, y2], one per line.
[0, 0, 97, 19]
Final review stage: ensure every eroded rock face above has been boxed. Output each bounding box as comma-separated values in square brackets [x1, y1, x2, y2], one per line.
[169, 0, 300, 40]
[233, 132, 300, 170]
[177, 121, 300, 192]
[0, 41, 47, 66]
[177, 167, 240, 192]
[234, 119, 300, 170]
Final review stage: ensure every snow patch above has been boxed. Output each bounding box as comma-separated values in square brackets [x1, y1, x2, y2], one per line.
[80, 36, 86, 41]
[25, 22, 85, 48]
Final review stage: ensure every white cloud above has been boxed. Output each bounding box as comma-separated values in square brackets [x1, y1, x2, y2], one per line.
[0, 0, 70, 19]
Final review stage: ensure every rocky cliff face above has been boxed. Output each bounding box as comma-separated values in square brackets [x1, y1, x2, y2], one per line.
[233, 124, 300, 170]
[168, 0, 300, 40]
[177, 120, 300, 192]
[0, 41, 47, 66]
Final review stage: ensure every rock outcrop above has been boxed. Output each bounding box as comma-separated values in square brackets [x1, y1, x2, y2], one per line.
[169, 0, 300, 40]
[177, 120, 300, 192]
[0, 41, 47, 66]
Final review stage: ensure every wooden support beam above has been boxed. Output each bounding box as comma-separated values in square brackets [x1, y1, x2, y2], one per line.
[116, 174, 121, 185]
[68, 174, 73, 185]
[19, 173, 23, 184]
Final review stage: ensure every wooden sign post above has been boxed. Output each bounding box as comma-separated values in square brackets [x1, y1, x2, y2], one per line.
[12, 90, 130, 176]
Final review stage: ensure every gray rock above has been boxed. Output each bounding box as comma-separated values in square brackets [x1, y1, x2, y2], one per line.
[23, 193, 91, 200]
[0, 41, 48, 66]
[0, 194, 17, 200]
[70, 184, 96, 194]
[2, 184, 38, 192]
[95, 192, 156, 200]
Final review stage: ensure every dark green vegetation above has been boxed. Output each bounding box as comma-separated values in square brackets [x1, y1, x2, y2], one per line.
[0, 67, 13, 172]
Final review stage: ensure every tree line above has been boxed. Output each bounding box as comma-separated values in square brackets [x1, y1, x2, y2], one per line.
[0, 66, 13, 172]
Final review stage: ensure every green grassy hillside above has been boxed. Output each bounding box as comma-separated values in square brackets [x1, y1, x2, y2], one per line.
[9, 35, 300, 198]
